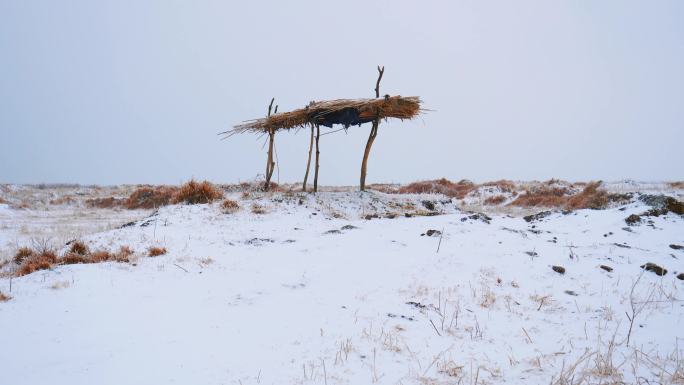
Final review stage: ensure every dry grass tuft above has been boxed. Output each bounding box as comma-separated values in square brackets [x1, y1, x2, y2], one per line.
[117, 246, 134, 261]
[148, 247, 167, 257]
[173, 180, 223, 205]
[481, 179, 516, 193]
[14, 247, 34, 265]
[398, 178, 477, 199]
[565, 182, 609, 210]
[126, 186, 178, 209]
[251, 203, 267, 214]
[17, 249, 58, 276]
[221, 199, 240, 214]
[484, 195, 507, 205]
[0, 197, 7, 204]
[0, 291, 11, 302]
[49, 195, 76, 205]
[509, 185, 572, 208]
[69, 241, 89, 255]
[668, 181, 684, 189]
[89, 250, 115, 263]
[86, 197, 124, 209]
[59, 253, 90, 265]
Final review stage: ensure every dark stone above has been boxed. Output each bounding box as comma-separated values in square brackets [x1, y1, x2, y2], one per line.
[525, 251, 538, 257]
[341, 225, 358, 230]
[677, 273, 684, 280]
[323, 229, 342, 235]
[425, 229, 442, 237]
[523, 211, 553, 223]
[120, 221, 136, 228]
[670, 244, 684, 250]
[600, 265, 613, 272]
[422, 200, 436, 211]
[625, 214, 641, 226]
[564, 290, 579, 296]
[640, 262, 667, 276]
[406, 301, 427, 309]
[552, 265, 566, 274]
[665, 197, 684, 215]
[613, 243, 631, 249]
[245, 238, 275, 246]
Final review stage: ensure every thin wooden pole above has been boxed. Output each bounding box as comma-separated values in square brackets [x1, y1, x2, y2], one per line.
[360, 66, 384, 191]
[313, 124, 320, 192]
[264, 98, 275, 191]
[302, 124, 314, 191]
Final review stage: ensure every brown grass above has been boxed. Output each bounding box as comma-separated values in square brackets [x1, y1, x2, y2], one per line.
[510, 181, 610, 210]
[17, 249, 58, 276]
[509, 185, 571, 208]
[221, 199, 240, 214]
[148, 247, 167, 257]
[118, 246, 134, 260]
[251, 203, 266, 214]
[565, 182, 609, 210]
[126, 186, 178, 209]
[49, 196, 76, 205]
[0, 197, 7, 204]
[89, 250, 115, 263]
[173, 180, 223, 205]
[86, 197, 124, 209]
[668, 181, 684, 189]
[484, 195, 507, 205]
[13, 244, 141, 277]
[59, 253, 90, 265]
[14, 247, 34, 265]
[69, 241, 89, 255]
[59, 245, 133, 265]
[0, 291, 11, 302]
[481, 179, 516, 193]
[398, 178, 477, 199]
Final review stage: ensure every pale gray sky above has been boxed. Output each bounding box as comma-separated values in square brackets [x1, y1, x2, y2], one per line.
[1, 1, 682, 185]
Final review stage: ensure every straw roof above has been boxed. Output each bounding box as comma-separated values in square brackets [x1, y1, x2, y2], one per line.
[224, 95, 422, 136]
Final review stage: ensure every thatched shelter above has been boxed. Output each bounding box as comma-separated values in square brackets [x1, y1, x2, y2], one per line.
[222, 67, 424, 192]
[223, 96, 422, 136]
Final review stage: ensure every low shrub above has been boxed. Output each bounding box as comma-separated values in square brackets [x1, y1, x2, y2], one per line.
[17, 249, 58, 276]
[125, 186, 178, 209]
[484, 195, 507, 205]
[69, 241, 89, 255]
[173, 180, 223, 205]
[0, 291, 11, 302]
[86, 197, 124, 209]
[481, 180, 516, 193]
[510, 181, 611, 210]
[221, 199, 240, 214]
[148, 247, 167, 257]
[509, 186, 571, 208]
[398, 178, 477, 199]
[251, 203, 266, 214]
[59, 253, 90, 265]
[89, 250, 115, 263]
[14, 247, 33, 265]
[565, 182, 609, 210]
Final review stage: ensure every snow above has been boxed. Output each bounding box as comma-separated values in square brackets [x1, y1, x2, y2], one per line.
[1, 189, 683, 384]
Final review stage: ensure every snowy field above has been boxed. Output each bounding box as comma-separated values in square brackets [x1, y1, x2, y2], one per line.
[1, 183, 683, 385]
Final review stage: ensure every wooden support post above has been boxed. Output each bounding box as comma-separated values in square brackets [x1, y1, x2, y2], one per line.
[264, 98, 276, 191]
[302, 124, 314, 192]
[360, 66, 384, 191]
[313, 124, 320, 193]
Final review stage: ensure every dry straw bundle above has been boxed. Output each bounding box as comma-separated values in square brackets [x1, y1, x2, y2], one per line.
[223, 95, 422, 137]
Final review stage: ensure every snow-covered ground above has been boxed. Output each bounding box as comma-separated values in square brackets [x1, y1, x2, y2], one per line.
[1, 185, 683, 384]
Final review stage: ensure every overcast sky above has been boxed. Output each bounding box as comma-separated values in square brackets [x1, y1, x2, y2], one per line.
[1, 1, 682, 185]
